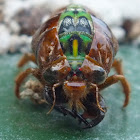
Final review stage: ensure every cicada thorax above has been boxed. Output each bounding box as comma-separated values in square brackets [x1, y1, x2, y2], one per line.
[57, 5, 94, 71]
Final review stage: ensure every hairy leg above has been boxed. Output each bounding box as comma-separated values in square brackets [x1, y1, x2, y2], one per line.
[44, 86, 91, 127]
[18, 53, 36, 67]
[98, 75, 130, 107]
[112, 59, 123, 75]
[47, 83, 61, 114]
[15, 68, 42, 98]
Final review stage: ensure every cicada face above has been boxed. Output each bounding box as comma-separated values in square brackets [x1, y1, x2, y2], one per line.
[56, 4, 107, 85]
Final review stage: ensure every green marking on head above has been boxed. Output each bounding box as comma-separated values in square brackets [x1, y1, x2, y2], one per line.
[58, 4, 94, 70]
[59, 4, 93, 24]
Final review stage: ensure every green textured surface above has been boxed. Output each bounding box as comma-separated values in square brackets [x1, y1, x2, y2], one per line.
[0, 45, 140, 140]
[59, 4, 93, 21]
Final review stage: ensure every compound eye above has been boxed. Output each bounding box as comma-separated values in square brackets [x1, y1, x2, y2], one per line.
[92, 67, 107, 84]
[43, 59, 71, 85]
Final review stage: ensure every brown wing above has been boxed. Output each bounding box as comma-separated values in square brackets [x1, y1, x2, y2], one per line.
[31, 13, 64, 69]
[88, 15, 118, 74]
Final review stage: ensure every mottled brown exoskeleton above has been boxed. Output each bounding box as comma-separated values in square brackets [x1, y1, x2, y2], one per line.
[15, 4, 130, 128]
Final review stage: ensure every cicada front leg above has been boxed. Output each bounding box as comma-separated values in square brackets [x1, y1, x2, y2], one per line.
[15, 68, 43, 98]
[17, 53, 37, 68]
[98, 75, 130, 107]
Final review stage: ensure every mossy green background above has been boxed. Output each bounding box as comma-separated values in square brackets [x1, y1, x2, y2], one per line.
[0, 45, 140, 140]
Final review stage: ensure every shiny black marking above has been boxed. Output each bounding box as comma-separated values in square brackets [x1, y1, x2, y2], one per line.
[59, 16, 92, 35]
[76, 17, 92, 34]
[59, 16, 74, 34]
[85, 42, 92, 54]
[60, 42, 66, 53]
[73, 10, 79, 14]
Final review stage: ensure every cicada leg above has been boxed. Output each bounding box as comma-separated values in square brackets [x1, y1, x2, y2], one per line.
[112, 59, 123, 75]
[18, 53, 36, 67]
[15, 68, 44, 98]
[44, 86, 90, 126]
[98, 75, 130, 107]
[44, 88, 106, 128]
[47, 83, 62, 114]
[113, 59, 131, 106]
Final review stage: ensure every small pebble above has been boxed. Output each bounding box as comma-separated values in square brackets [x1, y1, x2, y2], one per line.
[8, 35, 32, 53]
[0, 24, 11, 54]
[111, 26, 125, 42]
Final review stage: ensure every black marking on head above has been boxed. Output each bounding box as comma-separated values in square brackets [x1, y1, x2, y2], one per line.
[58, 16, 92, 35]
[76, 17, 92, 34]
[73, 10, 79, 14]
[60, 42, 66, 53]
[85, 42, 92, 55]
[68, 68, 83, 78]
[58, 16, 74, 34]
[68, 34, 82, 55]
